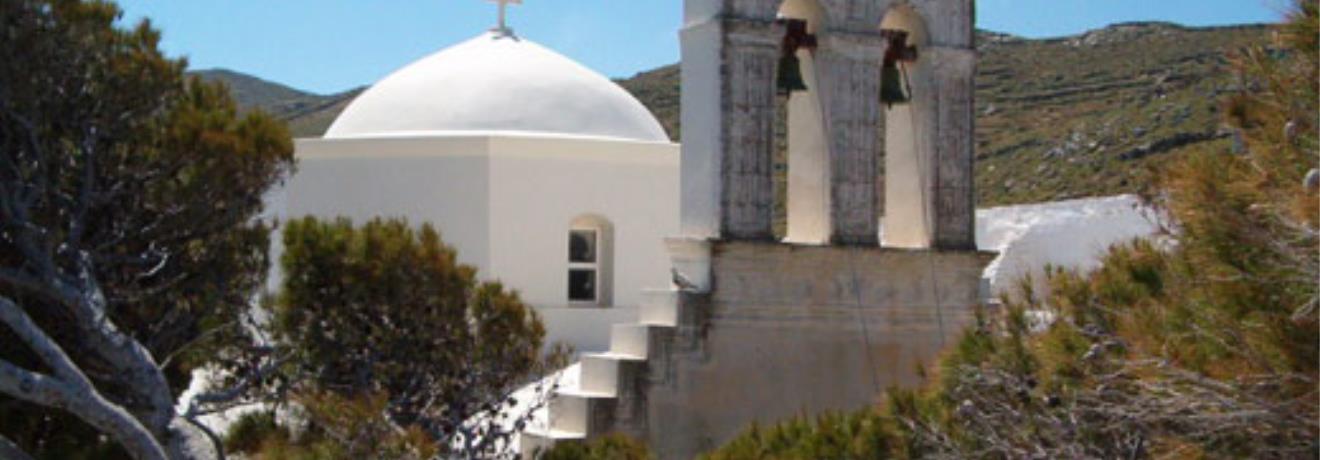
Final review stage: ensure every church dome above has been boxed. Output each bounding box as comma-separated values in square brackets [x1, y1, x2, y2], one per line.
[325, 32, 669, 142]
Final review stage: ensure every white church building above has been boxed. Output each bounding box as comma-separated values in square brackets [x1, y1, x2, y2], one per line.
[240, 4, 1167, 457]
[271, 26, 680, 353]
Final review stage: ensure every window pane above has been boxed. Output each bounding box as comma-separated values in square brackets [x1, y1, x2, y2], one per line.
[569, 230, 597, 263]
[568, 269, 596, 302]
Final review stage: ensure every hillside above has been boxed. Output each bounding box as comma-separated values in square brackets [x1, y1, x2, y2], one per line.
[200, 21, 1271, 206]
[191, 69, 363, 138]
[971, 22, 1268, 205]
[192, 69, 316, 111]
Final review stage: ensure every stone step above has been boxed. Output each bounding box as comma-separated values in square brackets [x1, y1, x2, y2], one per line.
[578, 352, 647, 397]
[519, 282, 688, 456]
[519, 427, 585, 460]
[578, 353, 621, 396]
[609, 323, 657, 359]
[546, 390, 590, 434]
[547, 388, 617, 434]
[639, 288, 680, 326]
[666, 237, 712, 293]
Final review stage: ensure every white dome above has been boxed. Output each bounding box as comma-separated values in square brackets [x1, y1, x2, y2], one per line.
[325, 32, 669, 142]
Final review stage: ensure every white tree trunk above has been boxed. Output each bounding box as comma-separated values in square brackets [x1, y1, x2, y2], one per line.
[0, 296, 171, 460]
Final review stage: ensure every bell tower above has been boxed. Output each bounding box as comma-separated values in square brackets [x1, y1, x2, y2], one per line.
[679, 0, 976, 249]
[520, 2, 989, 458]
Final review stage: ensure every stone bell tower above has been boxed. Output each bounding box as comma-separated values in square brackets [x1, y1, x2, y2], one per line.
[520, 1, 990, 458]
[680, 0, 977, 248]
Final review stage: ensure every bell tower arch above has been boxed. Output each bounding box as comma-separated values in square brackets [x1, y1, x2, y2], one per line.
[679, 0, 976, 249]
[777, 0, 831, 244]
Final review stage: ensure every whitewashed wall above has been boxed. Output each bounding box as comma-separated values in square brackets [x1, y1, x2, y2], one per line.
[285, 137, 494, 269]
[275, 135, 679, 354]
[487, 136, 679, 313]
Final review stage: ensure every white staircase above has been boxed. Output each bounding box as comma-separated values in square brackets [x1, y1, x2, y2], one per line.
[519, 238, 709, 458]
[518, 288, 683, 457]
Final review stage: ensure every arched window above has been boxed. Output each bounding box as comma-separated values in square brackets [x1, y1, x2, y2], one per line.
[568, 215, 613, 307]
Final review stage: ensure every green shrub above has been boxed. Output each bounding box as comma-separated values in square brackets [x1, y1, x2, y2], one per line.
[224, 411, 287, 454]
[538, 433, 653, 460]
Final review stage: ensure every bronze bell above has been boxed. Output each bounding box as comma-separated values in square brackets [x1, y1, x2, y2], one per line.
[776, 18, 816, 96]
[880, 28, 918, 107]
[880, 61, 909, 106]
[777, 53, 809, 96]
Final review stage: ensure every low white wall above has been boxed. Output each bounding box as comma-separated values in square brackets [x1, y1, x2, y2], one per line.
[976, 194, 1162, 296]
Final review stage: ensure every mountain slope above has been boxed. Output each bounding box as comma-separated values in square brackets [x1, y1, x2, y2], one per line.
[192, 69, 315, 110]
[971, 22, 1267, 205]
[191, 69, 363, 138]
[201, 21, 1271, 206]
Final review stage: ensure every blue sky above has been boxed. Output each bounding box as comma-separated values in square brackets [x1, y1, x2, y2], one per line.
[115, 0, 1286, 95]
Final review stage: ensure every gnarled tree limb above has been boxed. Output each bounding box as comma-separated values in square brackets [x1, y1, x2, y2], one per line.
[0, 432, 36, 460]
[0, 297, 168, 460]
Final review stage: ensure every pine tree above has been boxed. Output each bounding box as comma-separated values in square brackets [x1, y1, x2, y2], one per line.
[0, 0, 295, 457]
[254, 217, 555, 458]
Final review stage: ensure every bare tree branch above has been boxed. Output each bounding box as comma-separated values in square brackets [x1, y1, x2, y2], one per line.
[907, 357, 1318, 459]
[0, 296, 87, 384]
[184, 353, 289, 412]
[0, 433, 35, 460]
[0, 297, 168, 460]
[180, 414, 226, 460]
[159, 320, 238, 369]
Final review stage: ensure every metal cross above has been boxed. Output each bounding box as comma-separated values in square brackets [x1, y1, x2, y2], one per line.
[489, 0, 522, 34]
